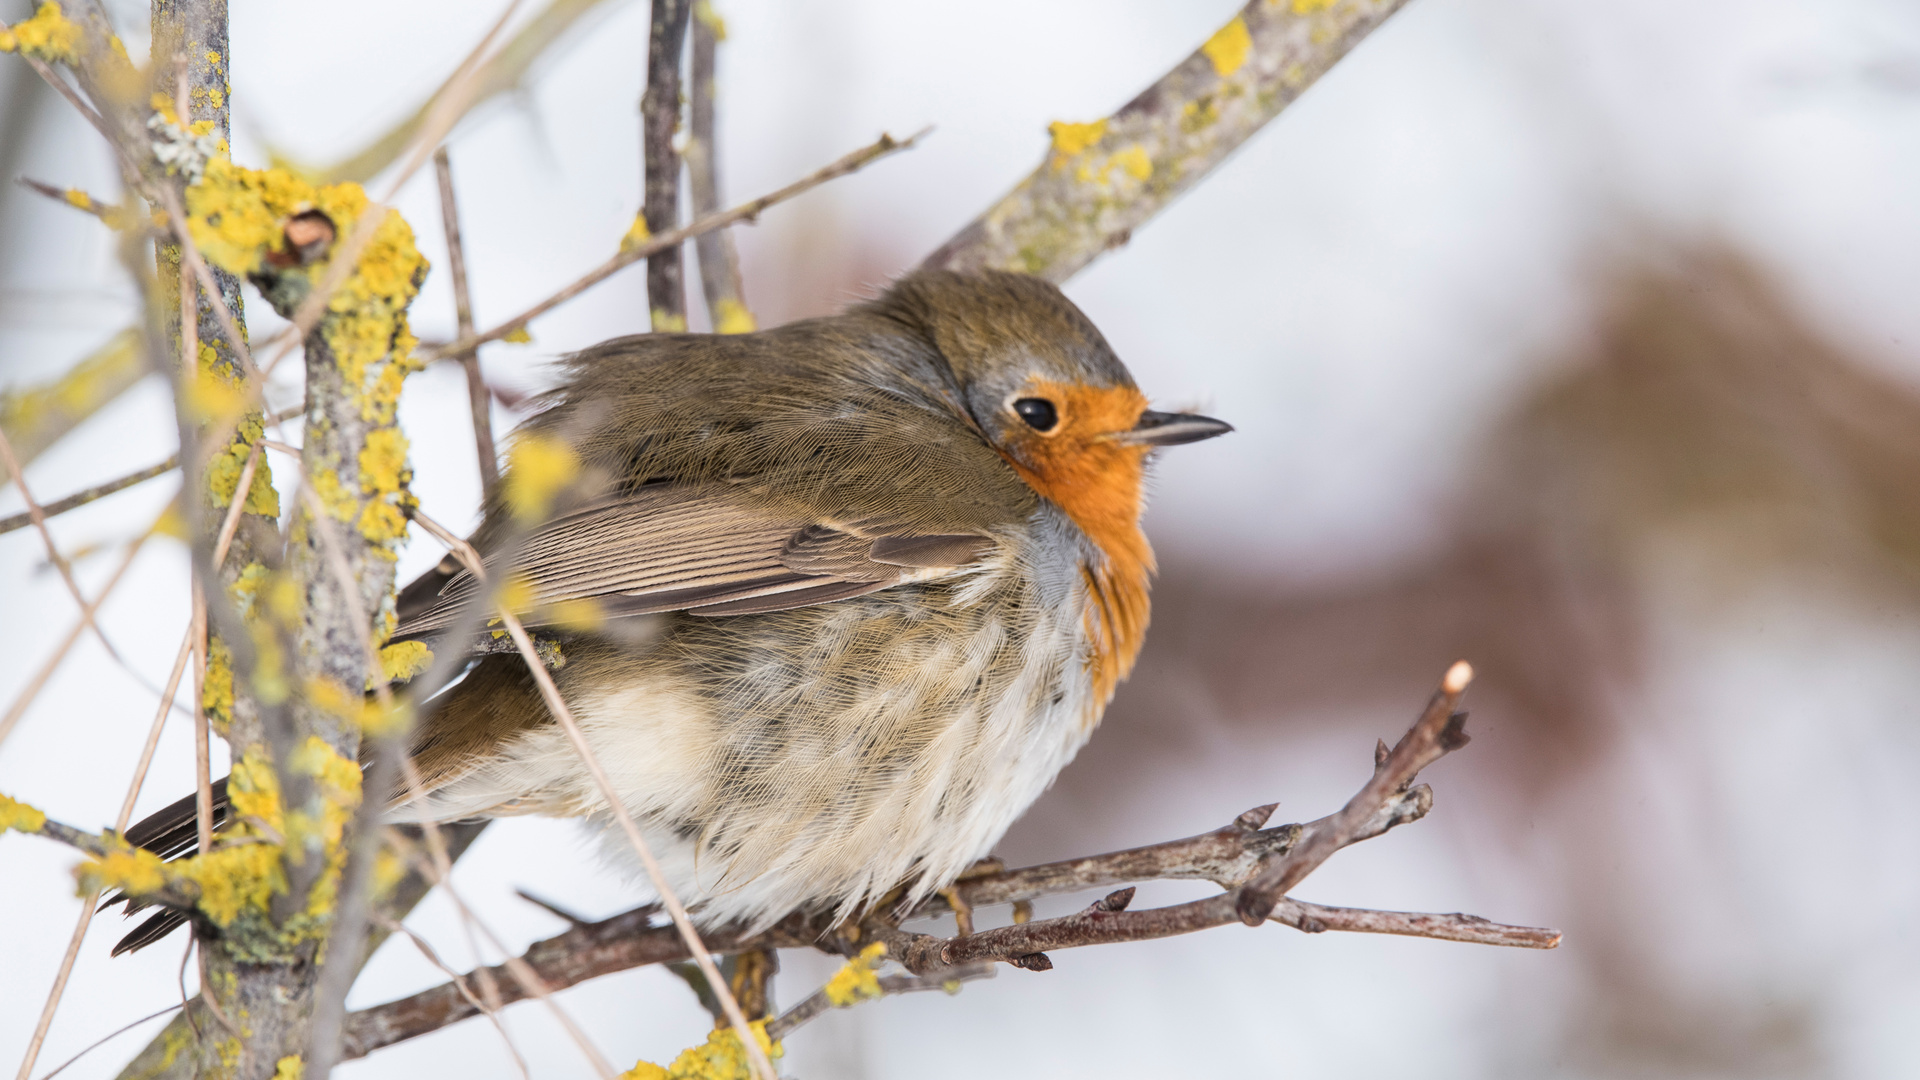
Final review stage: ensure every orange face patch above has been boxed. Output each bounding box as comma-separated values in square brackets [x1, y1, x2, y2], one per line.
[997, 380, 1155, 712]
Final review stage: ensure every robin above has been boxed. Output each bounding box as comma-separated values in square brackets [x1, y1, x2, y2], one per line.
[117, 268, 1230, 946]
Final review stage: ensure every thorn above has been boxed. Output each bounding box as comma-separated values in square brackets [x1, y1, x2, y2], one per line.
[1009, 952, 1053, 971]
[514, 888, 591, 927]
[1443, 660, 1473, 695]
[1374, 739, 1390, 767]
[1092, 887, 1135, 913]
[1234, 803, 1278, 831]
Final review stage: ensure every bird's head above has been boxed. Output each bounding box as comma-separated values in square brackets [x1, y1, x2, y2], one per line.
[876, 269, 1231, 567]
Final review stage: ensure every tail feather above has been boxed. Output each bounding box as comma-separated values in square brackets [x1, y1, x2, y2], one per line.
[105, 779, 231, 955]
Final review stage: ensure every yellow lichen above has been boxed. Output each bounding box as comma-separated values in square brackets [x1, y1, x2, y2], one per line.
[502, 326, 532, 344]
[376, 640, 432, 684]
[503, 433, 579, 522]
[620, 1021, 781, 1080]
[177, 842, 281, 926]
[712, 299, 756, 335]
[1202, 15, 1253, 78]
[1048, 119, 1108, 163]
[0, 792, 47, 834]
[78, 846, 169, 897]
[63, 188, 90, 210]
[0, 2, 81, 64]
[651, 309, 687, 333]
[620, 213, 652, 254]
[355, 426, 414, 550]
[308, 466, 355, 523]
[271, 1055, 303, 1080]
[1111, 144, 1153, 181]
[693, 0, 727, 40]
[1291, 0, 1339, 13]
[202, 635, 235, 730]
[186, 158, 427, 428]
[822, 942, 887, 1007]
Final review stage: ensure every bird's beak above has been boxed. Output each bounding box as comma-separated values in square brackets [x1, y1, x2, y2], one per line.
[1114, 409, 1234, 446]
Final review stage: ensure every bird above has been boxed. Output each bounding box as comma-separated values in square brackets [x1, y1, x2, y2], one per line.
[114, 268, 1230, 951]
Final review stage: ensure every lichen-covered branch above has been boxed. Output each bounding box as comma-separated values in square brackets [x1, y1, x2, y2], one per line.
[641, 0, 692, 330]
[0, 328, 148, 487]
[922, 0, 1414, 281]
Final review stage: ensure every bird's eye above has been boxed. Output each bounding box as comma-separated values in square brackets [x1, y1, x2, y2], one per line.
[1012, 397, 1058, 432]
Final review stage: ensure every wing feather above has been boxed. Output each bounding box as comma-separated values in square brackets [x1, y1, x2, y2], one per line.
[394, 485, 998, 640]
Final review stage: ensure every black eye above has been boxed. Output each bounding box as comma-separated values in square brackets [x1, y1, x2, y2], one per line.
[1012, 398, 1058, 432]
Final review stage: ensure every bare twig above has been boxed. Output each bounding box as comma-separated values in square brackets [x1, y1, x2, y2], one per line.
[641, 0, 693, 330]
[686, 2, 753, 332]
[11, 626, 196, 1080]
[0, 405, 300, 538]
[0, 457, 178, 536]
[431, 147, 500, 495]
[0, 426, 138, 673]
[408, 508, 777, 1080]
[0, 521, 154, 750]
[923, 0, 1414, 282]
[419, 130, 922, 362]
[374, 916, 532, 1080]
[1235, 660, 1476, 924]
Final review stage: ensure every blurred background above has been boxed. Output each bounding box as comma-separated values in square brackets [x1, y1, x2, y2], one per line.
[4, 0, 1920, 1076]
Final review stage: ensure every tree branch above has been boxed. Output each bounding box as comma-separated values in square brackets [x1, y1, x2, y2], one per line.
[431, 147, 501, 496]
[338, 663, 1559, 1054]
[641, 0, 692, 330]
[922, 0, 1414, 281]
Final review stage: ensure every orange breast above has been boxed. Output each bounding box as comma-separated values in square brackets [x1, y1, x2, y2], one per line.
[1001, 382, 1155, 716]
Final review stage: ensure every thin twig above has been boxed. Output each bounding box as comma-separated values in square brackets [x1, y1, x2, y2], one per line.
[0, 425, 138, 675]
[33, 1004, 181, 1080]
[0, 522, 154, 750]
[686, 2, 752, 331]
[419, 130, 923, 362]
[12, 625, 200, 1080]
[431, 147, 500, 495]
[1235, 660, 1476, 924]
[386, 821, 618, 1079]
[374, 915, 532, 1080]
[0, 457, 179, 537]
[409, 507, 777, 1080]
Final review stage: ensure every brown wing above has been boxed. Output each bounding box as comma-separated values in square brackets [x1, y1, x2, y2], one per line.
[393, 485, 996, 640]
